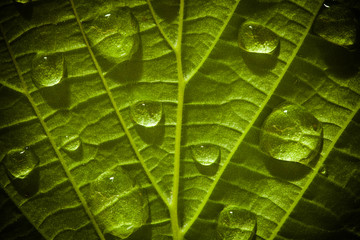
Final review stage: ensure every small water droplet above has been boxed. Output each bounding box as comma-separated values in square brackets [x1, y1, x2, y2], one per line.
[191, 144, 220, 166]
[3, 147, 39, 179]
[130, 101, 162, 127]
[89, 168, 148, 239]
[260, 103, 323, 165]
[238, 21, 279, 54]
[217, 206, 257, 240]
[319, 166, 328, 176]
[32, 53, 64, 88]
[313, 5, 357, 47]
[63, 135, 81, 152]
[87, 7, 139, 63]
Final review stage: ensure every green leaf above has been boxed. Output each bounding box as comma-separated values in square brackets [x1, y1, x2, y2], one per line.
[0, 0, 359, 240]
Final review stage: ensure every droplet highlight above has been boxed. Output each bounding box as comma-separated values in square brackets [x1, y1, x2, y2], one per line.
[217, 206, 257, 240]
[89, 169, 148, 239]
[63, 135, 81, 152]
[260, 103, 323, 165]
[238, 21, 279, 54]
[3, 147, 39, 179]
[32, 53, 64, 88]
[87, 7, 139, 63]
[313, 5, 357, 47]
[191, 144, 220, 166]
[130, 101, 162, 127]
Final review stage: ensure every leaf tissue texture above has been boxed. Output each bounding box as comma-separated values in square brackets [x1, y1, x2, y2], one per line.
[0, 0, 359, 240]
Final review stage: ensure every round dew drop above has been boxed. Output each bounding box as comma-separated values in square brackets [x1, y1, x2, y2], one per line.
[3, 147, 39, 179]
[191, 144, 220, 166]
[32, 53, 64, 88]
[217, 206, 257, 240]
[260, 103, 323, 165]
[130, 101, 162, 127]
[89, 169, 148, 239]
[238, 21, 279, 54]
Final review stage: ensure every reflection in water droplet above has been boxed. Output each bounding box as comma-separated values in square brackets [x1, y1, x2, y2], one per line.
[191, 144, 220, 166]
[63, 135, 81, 152]
[3, 147, 39, 179]
[313, 5, 357, 47]
[130, 101, 162, 127]
[32, 53, 64, 88]
[238, 21, 279, 54]
[217, 206, 257, 240]
[260, 103, 323, 165]
[87, 7, 139, 63]
[89, 169, 148, 239]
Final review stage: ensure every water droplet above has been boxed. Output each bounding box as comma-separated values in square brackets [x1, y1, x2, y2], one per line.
[191, 144, 220, 166]
[89, 168, 148, 239]
[319, 166, 328, 176]
[238, 21, 279, 54]
[32, 53, 64, 88]
[257, 0, 283, 2]
[130, 101, 162, 127]
[260, 103, 323, 165]
[313, 5, 357, 47]
[217, 206, 257, 240]
[63, 135, 81, 152]
[3, 147, 39, 179]
[14, 0, 31, 3]
[87, 7, 139, 63]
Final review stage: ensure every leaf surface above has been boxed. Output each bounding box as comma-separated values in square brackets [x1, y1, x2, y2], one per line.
[0, 0, 359, 240]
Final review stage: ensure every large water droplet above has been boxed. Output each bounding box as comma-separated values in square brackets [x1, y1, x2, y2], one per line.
[191, 144, 220, 166]
[3, 147, 39, 179]
[14, 0, 31, 3]
[217, 206, 257, 240]
[32, 53, 64, 88]
[257, 0, 283, 2]
[89, 168, 148, 239]
[87, 7, 139, 63]
[63, 135, 81, 152]
[260, 103, 323, 165]
[130, 101, 162, 127]
[238, 21, 279, 54]
[313, 5, 357, 47]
